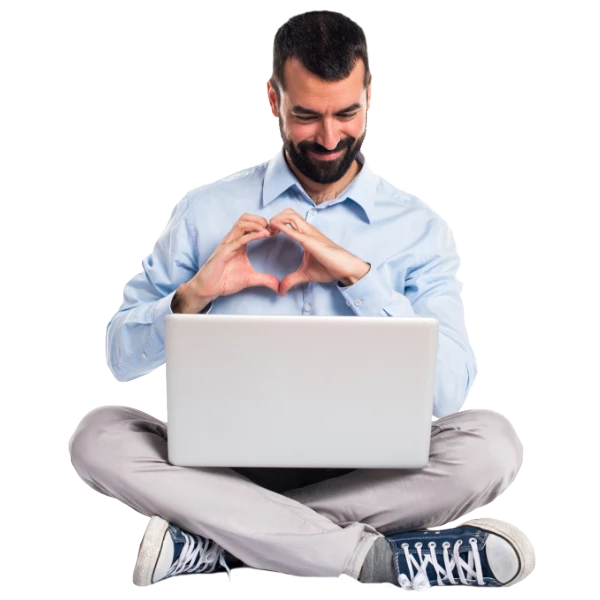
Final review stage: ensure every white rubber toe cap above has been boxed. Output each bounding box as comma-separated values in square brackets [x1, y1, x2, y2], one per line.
[486, 533, 519, 584]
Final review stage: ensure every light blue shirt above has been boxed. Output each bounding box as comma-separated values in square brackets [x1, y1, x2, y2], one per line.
[106, 146, 478, 417]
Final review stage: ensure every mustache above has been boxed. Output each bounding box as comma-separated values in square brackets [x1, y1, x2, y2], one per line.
[299, 138, 355, 155]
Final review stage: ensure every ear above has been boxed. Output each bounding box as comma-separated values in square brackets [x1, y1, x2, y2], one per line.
[366, 81, 371, 111]
[267, 80, 279, 117]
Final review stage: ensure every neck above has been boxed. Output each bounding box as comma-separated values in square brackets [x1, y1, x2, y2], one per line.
[284, 150, 362, 206]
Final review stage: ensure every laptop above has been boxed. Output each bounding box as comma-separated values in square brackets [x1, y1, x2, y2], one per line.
[164, 314, 438, 469]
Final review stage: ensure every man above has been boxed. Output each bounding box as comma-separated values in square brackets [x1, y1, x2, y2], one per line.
[68, 10, 535, 591]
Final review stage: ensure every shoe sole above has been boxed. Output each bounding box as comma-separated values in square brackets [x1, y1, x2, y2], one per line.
[133, 516, 170, 586]
[459, 517, 536, 587]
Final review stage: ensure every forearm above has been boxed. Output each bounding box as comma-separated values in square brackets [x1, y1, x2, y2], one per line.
[106, 290, 178, 382]
[336, 261, 477, 417]
[106, 191, 215, 382]
[430, 334, 477, 417]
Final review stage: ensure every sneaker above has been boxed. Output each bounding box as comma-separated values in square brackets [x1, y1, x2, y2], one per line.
[385, 518, 535, 591]
[133, 515, 239, 586]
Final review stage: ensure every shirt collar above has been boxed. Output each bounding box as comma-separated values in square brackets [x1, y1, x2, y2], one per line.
[262, 145, 376, 224]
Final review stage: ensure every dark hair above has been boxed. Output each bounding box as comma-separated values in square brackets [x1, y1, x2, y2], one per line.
[270, 11, 371, 105]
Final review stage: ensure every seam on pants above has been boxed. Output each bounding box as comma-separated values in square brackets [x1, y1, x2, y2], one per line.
[344, 527, 379, 579]
[231, 471, 338, 534]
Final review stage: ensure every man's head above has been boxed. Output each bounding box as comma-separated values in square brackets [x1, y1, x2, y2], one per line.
[268, 11, 372, 185]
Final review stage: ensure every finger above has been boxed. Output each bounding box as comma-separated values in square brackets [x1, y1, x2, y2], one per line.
[235, 220, 269, 236]
[271, 208, 302, 220]
[234, 219, 269, 231]
[271, 213, 302, 229]
[229, 229, 270, 251]
[224, 220, 267, 244]
[269, 219, 304, 242]
[246, 272, 281, 295]
[270, 211, 306, 233]
[279, 270, 307, 297]
[237, 213, 269, 228]
[225, 214, 269, 238]
[237, 213, 270, 230]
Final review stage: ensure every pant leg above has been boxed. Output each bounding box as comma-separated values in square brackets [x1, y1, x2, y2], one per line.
[67, 405, 383, 579]
[281, 409, 524, 534]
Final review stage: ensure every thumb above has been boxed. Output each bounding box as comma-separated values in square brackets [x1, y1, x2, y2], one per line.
[279, 270, 306, 297]
[247, 271, 281, 295]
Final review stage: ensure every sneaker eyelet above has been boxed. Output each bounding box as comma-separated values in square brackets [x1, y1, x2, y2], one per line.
[415, 542, 422, 548]
[401, 543, 409, 549]
[428, 542, 436, 548]
[456, 539, 463, 546]
[469, 537, 477, 544]
[443, 542, 450, 548]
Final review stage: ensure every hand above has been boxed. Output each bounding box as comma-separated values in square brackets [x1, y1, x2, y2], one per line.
[184, 213, 280, 308]
[268, 208, 371, 296]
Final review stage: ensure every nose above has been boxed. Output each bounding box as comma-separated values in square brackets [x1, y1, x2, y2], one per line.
[315, 117, 341, 152]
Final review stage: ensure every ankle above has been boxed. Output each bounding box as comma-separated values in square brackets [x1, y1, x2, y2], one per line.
[359, 537, 396, 584]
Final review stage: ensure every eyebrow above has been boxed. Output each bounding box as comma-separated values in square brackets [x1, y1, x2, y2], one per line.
[290, 103, 362, 116]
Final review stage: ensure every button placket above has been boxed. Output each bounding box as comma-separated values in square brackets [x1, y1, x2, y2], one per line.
[306, 207, 317, 222]
[303, 207, 318, 314]
[303, 279, 312, 315]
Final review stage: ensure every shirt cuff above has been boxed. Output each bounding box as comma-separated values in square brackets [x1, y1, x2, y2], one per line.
[336, 264, 415, 317]
[154, 291, 214, 340]
[153, 289, 178, 341]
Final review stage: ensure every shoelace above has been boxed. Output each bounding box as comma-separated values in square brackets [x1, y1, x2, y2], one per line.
[166, 530, 233, 582]
[397, 538, 485, 591]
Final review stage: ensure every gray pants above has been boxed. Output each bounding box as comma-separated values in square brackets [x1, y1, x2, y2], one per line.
[68, 406, 523, 580]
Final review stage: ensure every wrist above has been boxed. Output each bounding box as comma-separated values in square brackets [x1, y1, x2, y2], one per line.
[340, 261, 371, 286]
[172, 282, 216, 314]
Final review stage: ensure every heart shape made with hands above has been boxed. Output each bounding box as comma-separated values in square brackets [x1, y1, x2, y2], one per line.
[246, 208, 370, 297]
[248, 224, 303, 294]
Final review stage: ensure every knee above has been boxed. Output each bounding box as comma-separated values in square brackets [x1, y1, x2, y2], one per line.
[464, 409, 524, 485]
[68, 405, 131, 475]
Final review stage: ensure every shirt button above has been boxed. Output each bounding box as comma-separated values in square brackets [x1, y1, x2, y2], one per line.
[141, 352, 147, 359]
[305, 304, 312, 312]
[354, 299, 362, 306]
[310, 208, 317, 215]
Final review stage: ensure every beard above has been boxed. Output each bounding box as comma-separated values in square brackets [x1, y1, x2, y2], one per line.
[279, 115, 367, 184]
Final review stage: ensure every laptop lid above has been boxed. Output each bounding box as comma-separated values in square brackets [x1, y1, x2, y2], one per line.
[165, 314, 438, 469]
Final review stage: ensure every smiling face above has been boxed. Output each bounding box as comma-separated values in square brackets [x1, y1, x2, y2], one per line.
[268, 57, 371, 185]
